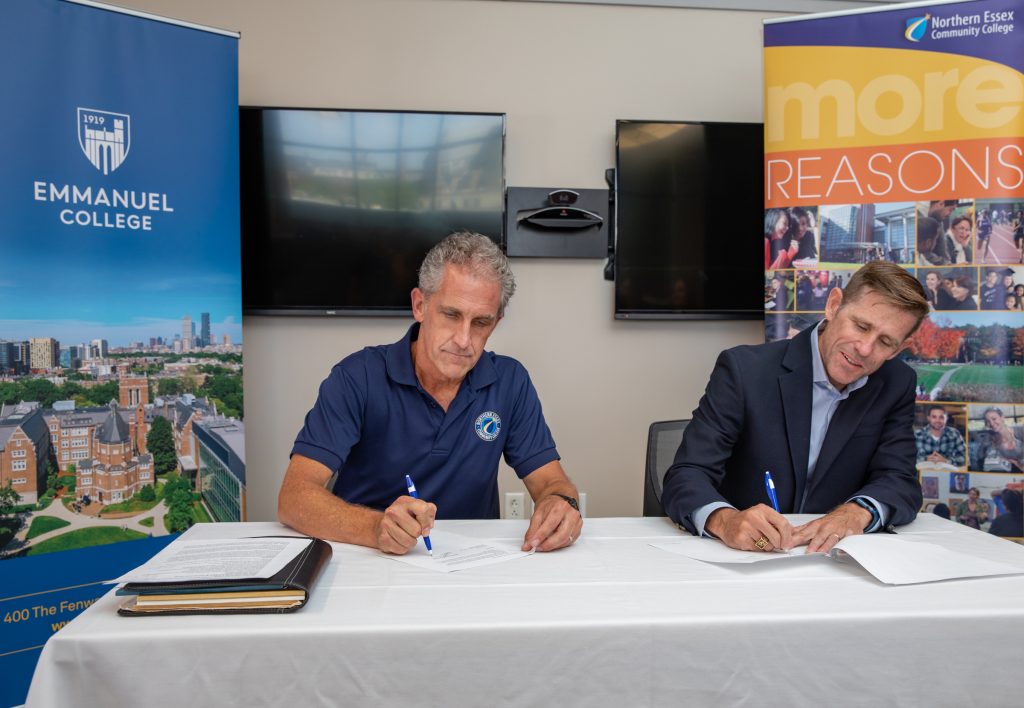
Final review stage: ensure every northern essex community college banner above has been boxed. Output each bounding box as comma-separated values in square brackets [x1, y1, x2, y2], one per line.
[763, 0, 1023, 539]
[0, 1, 241, 704]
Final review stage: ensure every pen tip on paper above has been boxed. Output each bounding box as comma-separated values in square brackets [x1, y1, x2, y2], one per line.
[428, 549, 433, 556]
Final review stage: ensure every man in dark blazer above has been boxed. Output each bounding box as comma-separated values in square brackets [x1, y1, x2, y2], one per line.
[661, 261, 929, 554]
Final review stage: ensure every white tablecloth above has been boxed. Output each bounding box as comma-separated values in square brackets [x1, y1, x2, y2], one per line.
[25, 515, 1024, 707]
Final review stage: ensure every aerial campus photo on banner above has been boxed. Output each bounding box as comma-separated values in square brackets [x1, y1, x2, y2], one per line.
[0, 300, 244, 560]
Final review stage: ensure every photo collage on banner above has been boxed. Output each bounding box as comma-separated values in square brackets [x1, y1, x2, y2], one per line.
[0, 1, 240, 704]
[764, 0, 1023, 540]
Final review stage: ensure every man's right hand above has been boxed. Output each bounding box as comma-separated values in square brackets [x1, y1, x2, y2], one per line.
[705, 505, 794, 552]
[375, 496, 436, 555]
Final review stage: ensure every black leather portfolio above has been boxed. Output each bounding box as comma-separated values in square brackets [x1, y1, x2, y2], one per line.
[117, 536, 332, 616]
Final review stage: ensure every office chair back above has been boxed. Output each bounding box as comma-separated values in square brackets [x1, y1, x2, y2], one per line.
[643, 419, 689, 516]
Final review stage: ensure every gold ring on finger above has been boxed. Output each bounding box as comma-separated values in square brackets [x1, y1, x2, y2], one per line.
[755, 536, 770, 550]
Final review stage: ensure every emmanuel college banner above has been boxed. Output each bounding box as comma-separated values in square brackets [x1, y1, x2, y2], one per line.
[763, 0, 1023, 540]
[0, 1, 241, 704]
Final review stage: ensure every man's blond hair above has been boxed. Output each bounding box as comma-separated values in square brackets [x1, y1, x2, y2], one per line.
[841, 261, 930, 337]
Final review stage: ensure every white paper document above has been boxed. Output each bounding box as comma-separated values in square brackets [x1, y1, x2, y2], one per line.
[386, 530, 533, 573]
[652, 535, 1024, 585]
[651, 538, 814, 565]
[114, 537, 312, 584]
[828, 535, 1023, 585]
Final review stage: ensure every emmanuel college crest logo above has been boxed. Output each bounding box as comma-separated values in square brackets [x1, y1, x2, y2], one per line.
[78, 107, 131, 174]
[474, 411, 501, 441]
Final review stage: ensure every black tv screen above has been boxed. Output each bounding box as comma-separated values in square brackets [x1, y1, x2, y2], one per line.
[240, 107, 505, 315]
[614, 120, 764, 319]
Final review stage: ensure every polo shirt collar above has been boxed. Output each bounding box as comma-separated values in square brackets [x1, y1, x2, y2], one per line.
[385, 323, 498, 391]
[385, 324, 420, 387]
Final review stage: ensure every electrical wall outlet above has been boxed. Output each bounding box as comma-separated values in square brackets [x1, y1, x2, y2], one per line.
[504, 491, 525, 519]
[579, 492, 587, 518]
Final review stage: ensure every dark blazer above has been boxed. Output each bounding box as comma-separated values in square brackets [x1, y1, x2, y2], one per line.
[662, 325, 922, 532]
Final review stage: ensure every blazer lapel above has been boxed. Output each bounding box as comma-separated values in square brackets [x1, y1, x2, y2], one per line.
[804, 376, 883, 501]
[780, 329, 813, 512]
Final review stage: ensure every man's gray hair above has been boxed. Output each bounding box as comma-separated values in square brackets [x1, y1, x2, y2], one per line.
[418, 232, 516, 316]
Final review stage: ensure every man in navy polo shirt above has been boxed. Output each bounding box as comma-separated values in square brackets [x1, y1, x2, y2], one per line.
[278, 232, 582, 555]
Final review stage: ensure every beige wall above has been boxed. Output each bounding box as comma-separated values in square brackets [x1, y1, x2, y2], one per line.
[120, 0, 775, 519]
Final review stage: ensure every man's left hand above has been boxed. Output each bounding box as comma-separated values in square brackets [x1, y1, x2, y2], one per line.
[791, 502, 872, 553]
[522, 495, 582, 552]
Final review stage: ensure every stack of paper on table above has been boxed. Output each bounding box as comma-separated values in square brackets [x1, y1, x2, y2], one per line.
[115, 536, 332, 615]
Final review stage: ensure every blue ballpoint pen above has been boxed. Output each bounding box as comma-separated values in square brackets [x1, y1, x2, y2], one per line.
[404, 474, 433, 556]
[764, 470, 781, 513]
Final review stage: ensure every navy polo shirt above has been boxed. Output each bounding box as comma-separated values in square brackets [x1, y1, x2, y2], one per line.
[291, 324, 560, 519]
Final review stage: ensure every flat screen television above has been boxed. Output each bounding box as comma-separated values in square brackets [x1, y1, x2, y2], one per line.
[240, 107, 505, 315]
[614, 120, 764, 320]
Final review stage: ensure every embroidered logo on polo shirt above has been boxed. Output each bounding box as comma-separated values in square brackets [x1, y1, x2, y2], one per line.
[474, 411, 501, 441]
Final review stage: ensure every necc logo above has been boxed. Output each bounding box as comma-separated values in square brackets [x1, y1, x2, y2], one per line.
[905, 14, 930, 42]
[474, 411, 501, 442]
